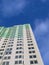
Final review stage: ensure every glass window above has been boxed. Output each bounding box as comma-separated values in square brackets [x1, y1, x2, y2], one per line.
[4, 56, 11, 59]
[4, 57, 7, 59]
[2, 62, 5, 65]
[8, 45, 13, 47]
[29, 55, 36, 58]
[30, 61, 33, 64]
[28, 44, 33, 46]
[15, 61, 18, 64]
[33, 51, 35, 53]
[2, 62, 9, 65]
[27, 41, 32, 43]
[19, 55, 22, 58]
[34, 60, 38, 64]
[8, 56, 10, 59]
[0, 52, 3, 55]
[16, 47, 23, 49]
[1, 46, 5, 48]
[29, 51, 35, 54]
[15, 56, 18, 58]
[6, 62, 9, 65]
[33, 55, 36, 58]
[0, 56, 2, 59]
[17, 44, 22, 46]
[19, 51, 23, 53]
[28, 47, 34, 49]
[32, 47, 34, 49]
[16, 51, 18, 53]
[5, 52, 11, 55]
[19, 60, 22, 64]
[30, 56, 32, 58]
[16, 51, 23, 54]
[0, 49, 4, 51]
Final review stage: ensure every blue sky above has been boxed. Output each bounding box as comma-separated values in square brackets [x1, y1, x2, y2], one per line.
[0, 0, 49, 65]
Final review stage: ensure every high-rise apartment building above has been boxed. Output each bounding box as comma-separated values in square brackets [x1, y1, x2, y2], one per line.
[0, 24, 44, 65]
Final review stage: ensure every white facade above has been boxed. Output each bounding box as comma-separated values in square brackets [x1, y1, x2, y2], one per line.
[0, 24, 44, 65]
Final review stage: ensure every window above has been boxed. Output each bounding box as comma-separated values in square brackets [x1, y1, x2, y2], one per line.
[4, 56, 11, 60]
[30, 61, 33, 64]
[34, 60, 38, 64]
[29, 55, 36, 58]
[8, 42, 13, 44]
[0, 49, 4, 51]
[33, 55, 36, 58]
[9, 52, 11, 54]
[0, 52, 3, 55]
[15, 56, 18, 58]
[20, 47, 23, 49]
[17, 44, 22, 46]
[0, 56, 2, 59]
[29, 51, 32, 53]
[8, 56, 10, 59]
[15, 61, 18, 64]
[30, 60, 38, 64]
[28, 44, 33, 46]
[27, 41, 32, 43]
[17, 41, 22, 43]
[16, 51, 18, 53]
[30, 56, 32, 58]
[5, 48, 12, 55]
[4, 57, 7, 59]
[16, 47, 23, 49]
[5, 52, 11, 55]
[2, 43, 6, 45]
[19, 55, 22, 58]
[28, 47, 34, 49]
[15, 55, 23, 59]
[4, 41, 7, 42]
[19, 60, 22, 64]
[17, 39, 23, 40]
[19, 51, 23, 53]
[4, 39, 8, 40]
[28, 47, 31, 49]
[2, 61, 9, 65]
[1, 46, 5, 48]
[33, 51, 35, 53]
[29, 51, 35, 54]
[2, 62, 5, 65]
[8, 45, 13, 47]
[27, 38, 32, 40]
[16, 47, 19, 49]
[16, 51, 23, 54]
[32, 47, 34, 49]
[6, 48, 12, 51]
[9, 39, 14, 41]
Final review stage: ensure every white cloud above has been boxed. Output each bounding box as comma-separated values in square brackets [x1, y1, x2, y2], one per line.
[34, 18, 49, 36]
[34, 18, 49, 65]
[1, 0, 28, 17]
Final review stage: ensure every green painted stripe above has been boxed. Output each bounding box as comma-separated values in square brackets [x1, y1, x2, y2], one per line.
[0, 27, 4, 33]
[0, 28, 6, 37]
[17, 26, 23, 38]
[3, 28, 9, 37]
[25, 24, 29, 29]
[6, 28, 12, 38]
[10, 27, 17, 38]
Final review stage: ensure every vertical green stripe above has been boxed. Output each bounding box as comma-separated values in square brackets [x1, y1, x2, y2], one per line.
[6, 28, 12, 38]
[17, 25, 23, 38]
[0, 28, 6, 37]
[10, 26, 17, 38]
